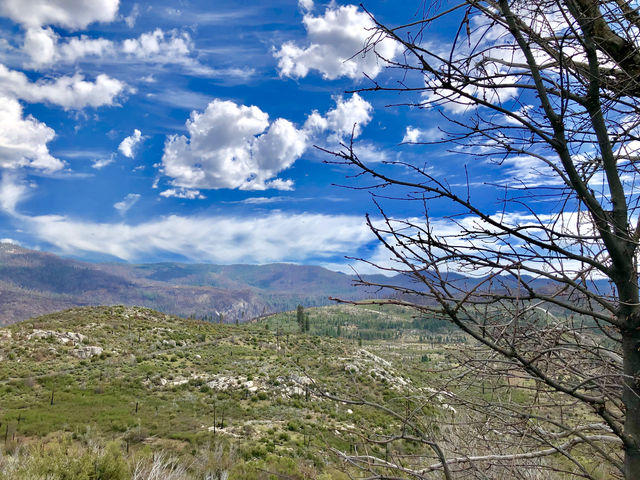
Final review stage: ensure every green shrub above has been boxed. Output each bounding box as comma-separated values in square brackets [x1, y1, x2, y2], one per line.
[2, 439, 129, 480]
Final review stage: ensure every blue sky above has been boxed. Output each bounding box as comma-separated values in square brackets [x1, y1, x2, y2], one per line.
[0, 0, 514, 272]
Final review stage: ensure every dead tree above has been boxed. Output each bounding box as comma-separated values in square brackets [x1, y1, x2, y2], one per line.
[322, 1, 640, 478]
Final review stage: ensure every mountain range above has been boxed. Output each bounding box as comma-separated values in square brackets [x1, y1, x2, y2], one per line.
[1, 242, 605, 326]
[0, 243, 396, 325]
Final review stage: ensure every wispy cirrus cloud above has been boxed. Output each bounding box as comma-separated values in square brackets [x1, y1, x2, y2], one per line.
[0, 172, 377, 265]
[23, 212, 374, 264]
[113, 193, 140, 214]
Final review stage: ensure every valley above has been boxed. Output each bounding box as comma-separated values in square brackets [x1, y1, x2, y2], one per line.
[0, 244, 622, 479]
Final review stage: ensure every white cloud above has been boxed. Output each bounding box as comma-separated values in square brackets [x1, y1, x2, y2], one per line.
[118, 129, 143, 158]
[320, 242, 398, 276]
[401, 126, 441, 143]
[402, 127, 421, 144]
[351, 141, 387, 163]
[122, 28, 191, 61]
[299, 0, 314, 11]
[57, 35, 114, 63]
[22, 29, 186, 67]
[161, 99, 307, 191]
[322, 93, 372, 139]
[302, 94, 374, 153]
[429, 75, 520, 115]
[302, 111, 328, 133]
[0, 96, 64, 172]
[0, 0, 120, 29]
[0, 64, 127, 109]
[159, 188, 205, 200]
[160, 94, 374, 193]
[240, 196, 290, 204]
[11, 210, 375, 265]
[303, 93, 372, 142]
[123, 3, 140, 28]
[421, 15, 524, 114]
[20, 27, 216, 77]
[262, 178, 294, 191]
[275, 4, 401, 80]
[114, 193, 140, 214]
[92, 154, 115, 169]
[23, 27, 57, 66]
[23, 28, 115, 68]
[0, 174, 30, 214]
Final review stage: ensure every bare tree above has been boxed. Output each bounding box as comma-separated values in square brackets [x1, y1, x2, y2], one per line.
[321, 1, 640, 478]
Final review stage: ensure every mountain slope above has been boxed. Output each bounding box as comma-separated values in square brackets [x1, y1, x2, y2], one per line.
[0, 243, 596, 326]
[0, 244, 383, 325]
[0, 305, 439, 479]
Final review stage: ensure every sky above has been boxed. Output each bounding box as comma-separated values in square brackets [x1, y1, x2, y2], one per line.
[0, 0, 522, 273]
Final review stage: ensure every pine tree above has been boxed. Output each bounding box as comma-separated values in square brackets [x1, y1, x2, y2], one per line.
[296, 304, 304, 332]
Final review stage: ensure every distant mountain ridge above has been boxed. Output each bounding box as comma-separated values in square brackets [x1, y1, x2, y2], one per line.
[1, 243, 597, 326]
[0, 243, 390, 325]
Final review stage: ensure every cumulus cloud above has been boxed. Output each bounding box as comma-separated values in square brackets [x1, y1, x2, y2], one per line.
[118, 129, 143, 158]
[0, 0, 120, 29]
[402, 127, 421, 144]
[161, 99, 307, 191]
[113, 193, 140, 214]
[0, 96, 64, 172]
[0, 64, 126, 109]
[24, 27, 114, 68]
[401, 126, 441, 143]
[122, 28, 191, 62]
[21, 27, 214, 77]
[160, 93, 374, 193]
[316, 93, 372, 139]
[275, 4, 401, 80]
[23, 27, 57, 67]
[23, 28, 187, 67]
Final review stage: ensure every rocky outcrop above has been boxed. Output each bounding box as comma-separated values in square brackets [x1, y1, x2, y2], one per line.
[27, 329, 87, 345]
[71, 346, 103, 359]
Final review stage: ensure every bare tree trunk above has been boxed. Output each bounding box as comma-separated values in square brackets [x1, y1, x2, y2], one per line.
[317, 0, 640, 477]
[623, 328, 640, 478]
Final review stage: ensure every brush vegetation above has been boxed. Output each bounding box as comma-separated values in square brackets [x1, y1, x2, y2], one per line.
[0, 305, 453, 479]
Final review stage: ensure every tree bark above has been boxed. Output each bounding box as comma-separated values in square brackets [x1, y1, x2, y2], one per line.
[623, 328, 640, 478]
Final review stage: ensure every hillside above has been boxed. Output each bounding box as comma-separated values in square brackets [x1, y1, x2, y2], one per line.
[0, 305, 446, 479]
[0, 244, 390, 325]
[0, 243, 580, 327]
[0, 304, 620, 479]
